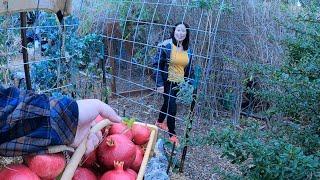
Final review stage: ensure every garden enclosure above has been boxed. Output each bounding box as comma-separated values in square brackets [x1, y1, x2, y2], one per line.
[0, 0, 306, 179]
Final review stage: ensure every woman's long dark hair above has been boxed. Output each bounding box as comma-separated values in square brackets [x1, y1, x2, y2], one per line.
[171, 22, 190, 51]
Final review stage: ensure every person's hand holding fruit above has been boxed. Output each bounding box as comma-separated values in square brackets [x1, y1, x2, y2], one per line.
[71, 99, 122, 155]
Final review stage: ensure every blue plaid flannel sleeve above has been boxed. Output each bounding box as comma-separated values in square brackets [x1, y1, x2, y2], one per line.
[0, 86, 79, 156]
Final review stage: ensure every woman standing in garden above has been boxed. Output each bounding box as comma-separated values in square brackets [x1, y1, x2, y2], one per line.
[153, 22, 194, 145]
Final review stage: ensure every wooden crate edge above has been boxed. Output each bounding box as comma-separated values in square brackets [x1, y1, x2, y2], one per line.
[136, 122, 158, 180]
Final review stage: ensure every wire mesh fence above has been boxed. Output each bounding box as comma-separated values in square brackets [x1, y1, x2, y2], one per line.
[0, 0, 284, 175]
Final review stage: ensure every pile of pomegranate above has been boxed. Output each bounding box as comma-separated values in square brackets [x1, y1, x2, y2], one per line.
[0, 117, 152, 180]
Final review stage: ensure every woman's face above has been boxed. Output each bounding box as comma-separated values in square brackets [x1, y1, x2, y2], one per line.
[174, 24, 187, 42]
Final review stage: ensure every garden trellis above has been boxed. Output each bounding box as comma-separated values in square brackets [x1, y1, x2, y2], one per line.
[0, 0, 267, 174]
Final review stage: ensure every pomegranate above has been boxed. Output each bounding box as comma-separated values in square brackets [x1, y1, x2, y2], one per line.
[127, 168, 138, 179]
[82, 150, 97, 168]
[132, 124, 151, 145]
[97, 134, 136, 169]
[25, 153, 65, 179]
[109, 123, 133, 140]
[131, 145, 144, 172]
[0, 164, 40, 180]
[100, 161, 135, 180]
[72, 167, 97, 180]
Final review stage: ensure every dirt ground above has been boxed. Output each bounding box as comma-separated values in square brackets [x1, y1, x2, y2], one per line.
[108, 93, 241, 180]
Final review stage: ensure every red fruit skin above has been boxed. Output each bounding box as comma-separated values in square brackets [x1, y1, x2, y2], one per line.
[25, 153, 66, 179]
[131, 145, 144, 172]
[97, 134, 136, 169]
[82, 150, 97, 168]
[132, 124, 151, 145]
[109, 123, 133, 140]
[0, 164, 40, 180]
[87, 167, 104, 180]
[100, 171, 134, 180]
[127, 168, 138, 179]
[72, 167, 97, 180]
[100, 162, 135, 180]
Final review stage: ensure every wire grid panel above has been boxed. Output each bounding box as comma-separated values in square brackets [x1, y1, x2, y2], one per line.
[0, 0, 243, 139]
[89, 0, 243, 136]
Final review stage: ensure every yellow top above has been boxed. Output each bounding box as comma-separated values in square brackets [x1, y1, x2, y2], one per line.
[168, 44, 189, 83]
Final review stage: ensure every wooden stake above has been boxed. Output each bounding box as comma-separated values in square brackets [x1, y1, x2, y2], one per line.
[20, 12, 32, 90]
